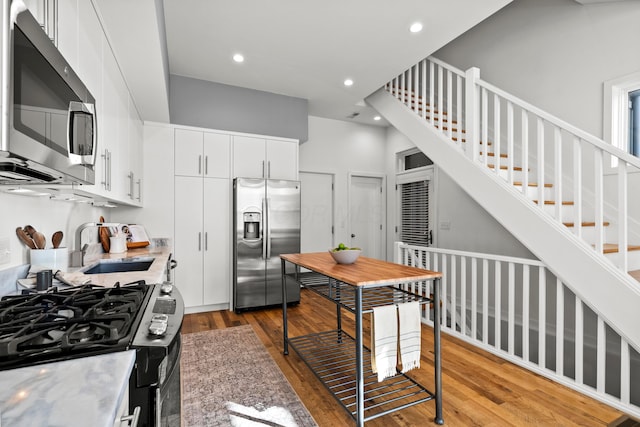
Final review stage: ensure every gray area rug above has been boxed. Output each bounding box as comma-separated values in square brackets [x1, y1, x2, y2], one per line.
[181, 325, 318, 427]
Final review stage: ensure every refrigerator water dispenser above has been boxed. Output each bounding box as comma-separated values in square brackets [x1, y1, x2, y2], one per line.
[243, 212, 261, 240]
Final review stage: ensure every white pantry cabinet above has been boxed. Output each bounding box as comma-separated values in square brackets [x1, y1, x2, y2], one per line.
[174, 129, 230, 178]
[232, 135, 298, 180]
[174, 176, 230, 308]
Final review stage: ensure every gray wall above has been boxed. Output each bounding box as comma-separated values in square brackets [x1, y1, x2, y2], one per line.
[169, 75, 308, 142]
[384, 127, 535, 260]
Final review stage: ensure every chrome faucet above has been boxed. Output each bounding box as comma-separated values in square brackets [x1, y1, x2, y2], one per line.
[72, 222, 120, 266]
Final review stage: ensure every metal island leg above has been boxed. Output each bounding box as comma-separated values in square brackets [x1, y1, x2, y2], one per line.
[433, 277, 444, 424]
[281, 258, 289, 355]
[355, 286, 364, 426]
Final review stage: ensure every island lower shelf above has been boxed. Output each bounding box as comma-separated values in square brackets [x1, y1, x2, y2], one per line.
[288, 328, 436, 422]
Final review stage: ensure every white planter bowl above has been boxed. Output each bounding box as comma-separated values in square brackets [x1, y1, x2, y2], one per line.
[328, 249, 361, 264]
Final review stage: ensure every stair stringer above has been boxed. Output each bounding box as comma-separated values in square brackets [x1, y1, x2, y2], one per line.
[366, 87, 640, 349]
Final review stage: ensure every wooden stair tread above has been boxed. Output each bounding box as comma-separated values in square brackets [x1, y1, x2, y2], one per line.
[601, 243, 640, 254]
[514, 181, 553, 188]
[481, 152, 508, 158]
[533, 200, 575, 205]
[629, 270, 640, 281]
[488, 164, 525, 171]
[564, 221, 610, 227]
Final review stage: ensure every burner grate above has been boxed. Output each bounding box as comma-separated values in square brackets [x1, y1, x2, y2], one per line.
[0, 282, 150, 368]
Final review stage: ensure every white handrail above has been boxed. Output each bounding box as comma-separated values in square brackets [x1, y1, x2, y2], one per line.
[475, 78, 640, 168]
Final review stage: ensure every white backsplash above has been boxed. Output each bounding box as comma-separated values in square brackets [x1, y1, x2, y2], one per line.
[0, 192, 109, 269]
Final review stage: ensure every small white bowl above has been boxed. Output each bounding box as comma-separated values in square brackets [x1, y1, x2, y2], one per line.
[328, 249, 361, 264]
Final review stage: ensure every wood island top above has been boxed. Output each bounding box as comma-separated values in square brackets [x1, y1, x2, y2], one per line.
[280, 252, 442, 287]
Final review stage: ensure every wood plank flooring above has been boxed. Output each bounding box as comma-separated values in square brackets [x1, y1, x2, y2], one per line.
[181, 289, 624, 426]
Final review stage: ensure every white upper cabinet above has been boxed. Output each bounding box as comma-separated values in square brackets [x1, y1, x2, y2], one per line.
[233, 136, 298, 180]
[56, 0, 78, 69]
[77, 1, 102, 101]
[175, 129, 231, 178]
[22, 0, 57, 43]
[266, 139, 299, 180]
[174, 129, 203, 177]
[233, 136, 265, 179]
[203, 132, 230, 179]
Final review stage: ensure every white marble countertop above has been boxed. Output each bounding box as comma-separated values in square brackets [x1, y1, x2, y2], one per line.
[72, 246, 172, 287]
[0, 350, 135, 427]
[19, 246, 172, 290]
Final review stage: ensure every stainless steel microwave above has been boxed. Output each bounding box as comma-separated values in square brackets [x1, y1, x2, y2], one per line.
[0, 0, 97, 185]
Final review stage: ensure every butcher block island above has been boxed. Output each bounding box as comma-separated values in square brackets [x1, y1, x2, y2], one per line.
[280, 252, 444, 426]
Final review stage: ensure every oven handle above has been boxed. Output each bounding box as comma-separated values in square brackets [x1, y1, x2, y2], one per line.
[120, 405, 140, 427]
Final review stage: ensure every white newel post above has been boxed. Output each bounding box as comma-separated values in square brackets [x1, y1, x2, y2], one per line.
[465, 67, 481, 162]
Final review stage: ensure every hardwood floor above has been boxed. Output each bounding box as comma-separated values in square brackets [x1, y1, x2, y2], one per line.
[181, 289, 624, 426]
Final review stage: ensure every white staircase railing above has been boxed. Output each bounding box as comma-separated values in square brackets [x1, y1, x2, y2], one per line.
[394, 242, 640, 419]
[386, 57, 640, 275]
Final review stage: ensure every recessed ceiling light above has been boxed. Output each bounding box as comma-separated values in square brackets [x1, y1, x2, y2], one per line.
[233, 53, 244, 63]
[344, 79, 354, 87]
[409, 22, 423, 33]
[374, 116, 381, 121]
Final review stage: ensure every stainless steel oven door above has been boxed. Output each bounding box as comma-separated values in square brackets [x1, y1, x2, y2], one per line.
[156, 334, 181, 427]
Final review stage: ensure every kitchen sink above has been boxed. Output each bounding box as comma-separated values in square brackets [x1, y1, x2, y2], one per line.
[82, 257, 154, 274]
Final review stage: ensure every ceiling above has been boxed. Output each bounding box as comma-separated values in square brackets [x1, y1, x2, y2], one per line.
[96, 0, 512, 126]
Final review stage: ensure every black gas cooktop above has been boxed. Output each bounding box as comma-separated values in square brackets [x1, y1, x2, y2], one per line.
[0, 282, 152, 370]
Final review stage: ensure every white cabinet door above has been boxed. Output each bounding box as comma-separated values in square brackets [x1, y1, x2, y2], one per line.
[233, 135, 266, 178]
[175, 129, 204, 176]
[57, 0, 78, 70]
[128, 95, 143, 204]
[203, 133, 230, 178]
[266, 139, 298, 180]
[114, 73, 130, 201]
[77, 1, 102, 100]
[174, 176, 204, 308]
[90, 34, 120, 197]
[233, 136, 298, 180]
[203, 178, 230, 305]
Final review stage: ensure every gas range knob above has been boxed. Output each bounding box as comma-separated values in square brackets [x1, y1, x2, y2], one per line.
[149, 320, 168, 336]
[160, 283, 173, 295]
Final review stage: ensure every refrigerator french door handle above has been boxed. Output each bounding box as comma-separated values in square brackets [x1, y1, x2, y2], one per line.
[266, 197, 272, 258]
[262, 198, 267, 260]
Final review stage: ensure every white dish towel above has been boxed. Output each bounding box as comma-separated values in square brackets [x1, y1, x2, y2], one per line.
[371, 304, 398, 382]
[398, 301, 421, 373]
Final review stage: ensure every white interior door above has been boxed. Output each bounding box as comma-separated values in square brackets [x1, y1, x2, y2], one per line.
[349, 175, 384, 259]
[300, 172, 334, 252]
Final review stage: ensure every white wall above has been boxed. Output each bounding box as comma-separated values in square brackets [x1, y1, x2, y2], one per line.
[0, 192, 107, 269]
[300, 116, 387, 254]
[301, 116, 534, 261]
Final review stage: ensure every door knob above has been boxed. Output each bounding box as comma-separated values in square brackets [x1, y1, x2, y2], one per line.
[351, 234, 355, 238]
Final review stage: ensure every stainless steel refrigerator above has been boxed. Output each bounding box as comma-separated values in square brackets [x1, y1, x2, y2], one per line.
[233, 178, 301, 311]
